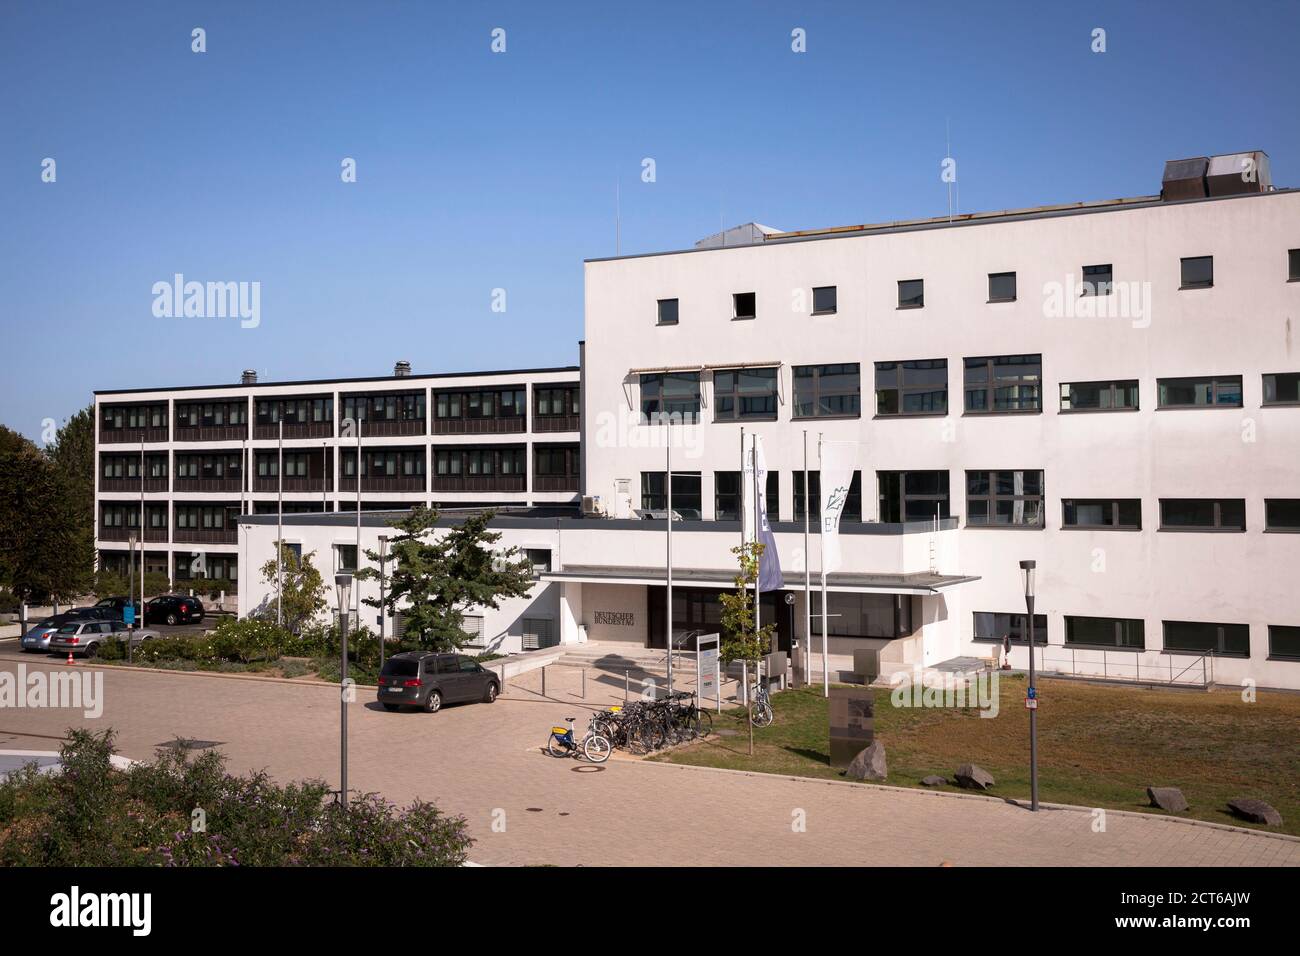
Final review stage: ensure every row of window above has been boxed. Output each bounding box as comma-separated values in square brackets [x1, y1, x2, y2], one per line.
[975, 613, 1300, 661]
[653, 250, 1300, 325]
[640, 363, 1300, 423]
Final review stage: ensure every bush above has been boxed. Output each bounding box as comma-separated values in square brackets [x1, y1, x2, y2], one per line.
[0, 729, 473, 866]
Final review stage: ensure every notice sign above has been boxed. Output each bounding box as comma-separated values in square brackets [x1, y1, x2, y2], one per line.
[695, 632, 721, 706]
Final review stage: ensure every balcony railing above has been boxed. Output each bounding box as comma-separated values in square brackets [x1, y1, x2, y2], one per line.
[338, 476, 427, 492]
[432, 417, 526, 435]
[174, 478, 243, 493]
[533, 414, 579, 433]
[99, 526, 169, 543]
[534, 475, 579, 492]
[100, 478, 169, 493]
[174, 527, 238, 545]
[253, 476, 333, 493]
[431, 475, 526, 493]
[100, 426, 169, 444]
[174, 424, 249, 442]
[253, 421, 333, 440]
[361, 419, 426, 437]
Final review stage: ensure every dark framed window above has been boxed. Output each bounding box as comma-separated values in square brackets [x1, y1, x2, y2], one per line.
[176, 400, 247, 427]
[525, 548, 552, 574]
[640, 372, 700, 423]
[713, 367, 778, 421]
[1081, 264, 1112, 296]
[336, 545, 358, 572]
[973, 611, 1047, 645]
[794, 471, 860, 522]
[897, 279, 924, 309]
[733, 292, 756, 320]
[343, 392, 426, 423]
[1265, 498, 1300, 531]
[640, 472, 701, 518]
[1289, 249, 1300, 281]
[966, 470, 1044, 528]
[657, 298, 679, 325]
[1163, 620, 1249, 658]
[715, 471, 777, 522]
[1157, 375, 1242, 408]
[875, 359, 947, 416]
[1263, 372, 1300, 405]
[1059, 379, 1138, 411]
[1269, 625, 1300, 661]
[533, 444, 579, 480]
[1062, 499, 1141, 530]
[256, 396, 333, 425]
[877, 471, 949, 523]
[811, 286, 837, 315]
[812, 592, 912, 639]
[1180, 256, 1213, 289]
[964, 355, 1042, 413]
[1065, 616, 1145, 650]
[987, 272, 1017, 302]
[1159, 498, 1246, 531]
[793, 363, 860, 419]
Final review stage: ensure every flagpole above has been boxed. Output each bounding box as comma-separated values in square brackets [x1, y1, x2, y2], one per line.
[665, 417, 673, 695]
[752, 433, 760, 672]
[277, 417, 283, 627]
[803, 429, 810, 689]
[819, 433, 828, 697]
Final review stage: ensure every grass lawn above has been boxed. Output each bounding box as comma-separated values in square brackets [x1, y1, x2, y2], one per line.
[652, 675, 1300, 836]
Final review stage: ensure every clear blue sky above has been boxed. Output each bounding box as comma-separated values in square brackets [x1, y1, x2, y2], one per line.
[3, 0, 1297, 441]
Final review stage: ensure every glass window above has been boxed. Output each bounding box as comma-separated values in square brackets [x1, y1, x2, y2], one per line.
[657, 298, 679, 325]
[713, 367, 777, 421]
[1180, 256, 1214, 289]
[717, 471, 776, 521]
[1290, 249, 1300, 282]
[1264, 499, 1300, 531]
[733, 292, 756, 319]
[795, 472, 858, 521]
[811, 286, 837, 315]
[1081, 264, 1112, 296]
[1062, 499, 1141, 530]
[1065, 616, 1145, 649]
[640, 372, 700, 424]
[1163, 620, 1249, 657]
[964, 355, 1041, 413]
[1157, 375, 1242, 408]
[988, 272, 1017, 302]
[878, 471, 950, 523]
[1269, 625, 1300, 661]
[524, 548, 551, 573]
[897, 279, 924, 309]
[1159, 499, 1246, 531]
[1262, 372, 1300, 405]
[793, 363, 860, 418]
[1059, 380, 1138, 411]
[811, 592, 905, 639]
[966, 470, 1044, 528]
[973, 612, 1047, 645]
[337, 545, 357, 572]
[640, 472, 701, 518]
[875, 359, 947, 416]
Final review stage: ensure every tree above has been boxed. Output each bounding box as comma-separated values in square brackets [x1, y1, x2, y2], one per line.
[358, 505, 534, 651]
[258, 545, 327, 633]
[718, 540, 776, 756]
[46, 406, 96, 596]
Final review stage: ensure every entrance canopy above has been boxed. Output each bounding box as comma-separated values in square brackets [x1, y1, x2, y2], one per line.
[540, 564, 979, 595]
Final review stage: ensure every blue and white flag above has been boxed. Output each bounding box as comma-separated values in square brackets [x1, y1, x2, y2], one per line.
[819, 440, 855, 573]
[743, 434, 784, 591]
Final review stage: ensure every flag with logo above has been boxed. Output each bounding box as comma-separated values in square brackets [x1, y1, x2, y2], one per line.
[743, 434, 784, 591]
[818, 440, 856, 573]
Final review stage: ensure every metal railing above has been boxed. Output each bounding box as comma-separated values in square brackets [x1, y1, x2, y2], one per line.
[1038, 647, 1215, 688]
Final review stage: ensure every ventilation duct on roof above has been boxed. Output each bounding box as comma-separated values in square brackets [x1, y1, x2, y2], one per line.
[1161, 157, 1209, 201]
[240, 369, 257, 385]
[1206, 151, 1271, 196]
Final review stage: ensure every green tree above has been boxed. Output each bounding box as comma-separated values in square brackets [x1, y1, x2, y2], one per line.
[717, 540, 776, 756]
[258, 545, 327, 633]
[47, 406, 96, 596]
[358, 505, 534, 651]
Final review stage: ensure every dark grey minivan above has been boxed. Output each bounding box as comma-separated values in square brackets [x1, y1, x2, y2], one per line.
[377, 652, 500, 713]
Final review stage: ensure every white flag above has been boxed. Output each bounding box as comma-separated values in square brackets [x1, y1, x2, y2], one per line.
[818, 441, 856, 573]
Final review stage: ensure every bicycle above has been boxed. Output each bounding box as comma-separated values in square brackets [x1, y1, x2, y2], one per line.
[546, 716, 612, 763]
[749, 679, 774, 727]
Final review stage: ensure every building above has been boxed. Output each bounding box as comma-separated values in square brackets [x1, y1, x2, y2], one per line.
[93, 363, 581, 593]
[235, 151, 1300, 689]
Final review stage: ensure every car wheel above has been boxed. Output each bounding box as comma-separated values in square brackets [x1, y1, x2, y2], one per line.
[422, 689, 442, 714]
[483, 682, 498, 704]
[382, 703, 400, 712]
[84, 644, 99, 659]
[166, 613, 178, 625]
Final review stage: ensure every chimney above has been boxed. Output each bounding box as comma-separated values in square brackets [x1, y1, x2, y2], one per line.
[240, 369, 258, 385]
[394, 360, 412, 378]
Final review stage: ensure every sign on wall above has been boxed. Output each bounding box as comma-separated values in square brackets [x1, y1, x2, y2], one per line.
[594, 610, 635, 627]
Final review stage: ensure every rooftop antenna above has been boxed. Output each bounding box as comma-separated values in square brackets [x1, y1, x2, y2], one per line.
[615, 178, 621, 256]
[946, 118, 953, 223]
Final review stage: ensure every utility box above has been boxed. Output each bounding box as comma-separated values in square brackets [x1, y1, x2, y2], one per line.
[852, 647, 881, 684]
[829, 686, 875, 768]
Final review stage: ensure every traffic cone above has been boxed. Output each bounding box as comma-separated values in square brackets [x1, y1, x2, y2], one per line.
[66, 651, 75, 666]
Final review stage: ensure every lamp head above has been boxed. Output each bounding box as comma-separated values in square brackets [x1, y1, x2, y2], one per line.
[334, 572, 353, 610]
[1018, 559, 1036, 598]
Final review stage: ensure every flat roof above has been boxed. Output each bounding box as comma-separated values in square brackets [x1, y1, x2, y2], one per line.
[94, 365, 581, 397]
[585, 187, 1297, 264]
[542, 564, 979, 595]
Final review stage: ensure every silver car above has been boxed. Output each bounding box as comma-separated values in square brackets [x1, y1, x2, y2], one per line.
[20, 609, 113, 652]
[48, 620, 159, 658]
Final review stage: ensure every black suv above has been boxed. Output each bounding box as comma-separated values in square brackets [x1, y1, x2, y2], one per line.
[93, 596, 143, 621]
[144, 594, 205, 625]
[377, 652, 500, 713]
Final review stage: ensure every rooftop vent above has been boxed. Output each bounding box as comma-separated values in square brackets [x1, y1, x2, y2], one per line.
[694, 222, 782, 249]
[1162, 151, 1271, 201]
[240, 369, 257, 385]
[1161, 157, 1209, 201]
[394, 360, 412, 377]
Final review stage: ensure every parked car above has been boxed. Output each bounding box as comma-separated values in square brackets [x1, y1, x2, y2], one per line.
[20, 608, 115, 652]
[92, 596, 142, 621]
[376, 652, 499, 713]
[144, 595, 205, 625]
[48, 619, 159, 658]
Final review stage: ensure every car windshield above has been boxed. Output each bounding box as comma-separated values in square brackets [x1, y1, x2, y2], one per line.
[57, 624, 80, 634]
[381, 659, 419, 678]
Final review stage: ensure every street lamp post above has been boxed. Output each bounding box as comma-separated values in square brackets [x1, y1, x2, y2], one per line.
[377, 535, 389, 672]
[334, 572, 353, 809]
[1019, 559, 1039, 811]
[127, 532, 137, 665]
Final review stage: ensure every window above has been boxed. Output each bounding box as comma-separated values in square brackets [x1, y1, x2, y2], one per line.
[524, 548, 552, 574]
[1062, 499, 1141, 530]
[1180, 255, 1213, 289]
[1081, 264, 1112, 296]
[793, 363, 860, 418]
[522, 618, 555, 650]
[713, 367, 778, 421]
[1065, 616, 1145, 650]
[1059, 379, 1138, 411]
[1290, 249, 1300, 281]
[1265, 499, 1300, 531]
[811, 286, 837, 315]
[715, 471, 779, 522]
[811, 592, 911, 639]
[1262, 372, 1300, 405]
[794, 471, 861, 522]
[877, 471, 949, 523]
[1157, 375, 1242, 408]
[875, 359, 947, 415]
[640, 372, 700, 423]
[973, 611, 1047, 645]
[640, 472, 702, 518]
[1163, 620, 1249, 657]
[1159, 498, 1246, 531]
[460, 615, 485, 648]
[733, 292, 756, 319]
[535, 385, 580, 417]
[966, 470, 1044, 528]
[987, 272, 1017, 302]
[964, 355, 1041, 413]
[897, 279, 924, 309]
[1269, 625, 1300, 661]
[657, 298, 679, 326]
[336, 545, 357, 572]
